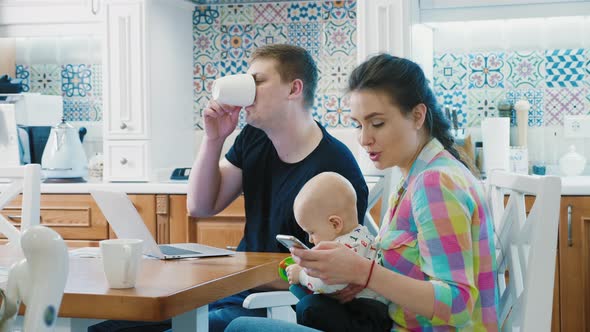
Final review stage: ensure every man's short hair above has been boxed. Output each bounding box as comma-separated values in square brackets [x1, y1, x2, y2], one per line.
[252, 44, 318, 110]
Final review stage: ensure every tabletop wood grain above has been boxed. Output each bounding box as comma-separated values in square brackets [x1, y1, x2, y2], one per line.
[1, 251, 287, 321]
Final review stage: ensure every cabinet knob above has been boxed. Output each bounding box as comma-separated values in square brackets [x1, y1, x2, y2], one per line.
[120, 158, 128, 165]
[120, 122, 128, 130]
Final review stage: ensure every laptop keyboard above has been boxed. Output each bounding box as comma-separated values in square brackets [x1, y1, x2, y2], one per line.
[159, 245, 202, 256]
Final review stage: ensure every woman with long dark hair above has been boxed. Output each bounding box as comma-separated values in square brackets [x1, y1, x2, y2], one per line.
[226, 54, 499, 332]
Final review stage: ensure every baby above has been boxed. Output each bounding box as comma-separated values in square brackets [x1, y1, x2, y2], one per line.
[287, 172, 391, 332]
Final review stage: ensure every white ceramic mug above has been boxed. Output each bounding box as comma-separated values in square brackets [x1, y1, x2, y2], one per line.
[211, 74, 256, 107]
[99, 238, 143, 289]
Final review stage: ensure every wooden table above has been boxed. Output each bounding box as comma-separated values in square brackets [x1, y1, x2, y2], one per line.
[5, 252, 287, 332]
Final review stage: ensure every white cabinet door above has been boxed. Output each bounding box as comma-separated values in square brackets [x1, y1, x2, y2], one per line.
[103, 1, 148, 140]
[419, 0, 586, 9]
[104, 140, 149, 182]
[0, 0, 101, 25]
[357, 0, 416, 63]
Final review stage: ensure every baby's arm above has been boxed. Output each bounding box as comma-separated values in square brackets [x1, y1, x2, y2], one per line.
[298, 268, 346, 294]
[286, 264, 302, 284]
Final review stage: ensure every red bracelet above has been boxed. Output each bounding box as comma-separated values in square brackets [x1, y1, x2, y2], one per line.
[363, 260, 376, 289]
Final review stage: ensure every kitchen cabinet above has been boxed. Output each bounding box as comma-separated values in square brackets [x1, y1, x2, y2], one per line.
[357, 0, 433, 80]
[102, 0, 194, 181]
[0, 193, 157, 247]
[419, 0, 590, 22]
[0, 0, 102, 25]
[157, 195, 386, 250]
[557, 196, 590, 332]
[357, 0, 416, 61]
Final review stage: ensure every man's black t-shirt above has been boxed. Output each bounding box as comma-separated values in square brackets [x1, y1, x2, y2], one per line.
[225, 122, 368, 253]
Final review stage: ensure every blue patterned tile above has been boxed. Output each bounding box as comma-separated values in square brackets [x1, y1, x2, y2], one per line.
[435, 89, 468, 128]
[253, 23, 288, 48]
[288, 22, 321, 57]
[194, 61, 219, 94]
[253, 3, 288, 24]
[317, 55, 354, 94]
[466, 89, 504, 127]
[220, 5, 252, 25]
[543, 88, 587, 126]
[30, 64, 60, 95]
[63, 97, 100, 122]
[193, 93, 210, 130]
[312, 95, 326, 126]
[238, 108, 247, 129]
[91, 64, 102, 98]
[288, 2, 321, 22]
[506, 89, 544, 127]
[193, 5, 220, 25]
[220, 24, 254, 59]
[545, 49, 585, 88]
[219, 58, 249, 76]
[15, 65, 30, 92]
[320, 94, 351, 128]
[468, 52, 506, 89]
[61, 64, 92, 97]
[323, 19, 355, 56]
[506, 51, 544, 89]
[433, 54, 467, 90]
[193, 24, 222, 59]
[322, 0, 356, 20]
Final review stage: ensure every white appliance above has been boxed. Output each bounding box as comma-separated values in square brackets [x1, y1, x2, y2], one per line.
[41, 118, 88, 180]
[0, 104, 20, 167]
[2, 93, 63, 126]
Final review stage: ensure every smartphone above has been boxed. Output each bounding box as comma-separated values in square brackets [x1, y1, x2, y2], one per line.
[276, 234, 310, 250]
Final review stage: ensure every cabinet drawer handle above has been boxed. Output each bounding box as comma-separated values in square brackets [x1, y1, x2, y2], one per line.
[7, 215, 21, 221]
[226, 246, 237, 251]
[120, 122, 128, 130]
[120, 158, 128, 165]
[567, 204, 573, 247]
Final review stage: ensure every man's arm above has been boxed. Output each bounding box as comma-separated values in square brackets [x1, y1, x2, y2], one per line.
[187, 100, 243, 218]
[187, 138, 243, 217]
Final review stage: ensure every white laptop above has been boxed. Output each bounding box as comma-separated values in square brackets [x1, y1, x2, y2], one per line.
[90, 189, 235, 260]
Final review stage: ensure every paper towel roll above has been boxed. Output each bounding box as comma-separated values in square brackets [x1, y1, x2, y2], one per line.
[481, 117, 510, 174]
[212, 74, 256, 107]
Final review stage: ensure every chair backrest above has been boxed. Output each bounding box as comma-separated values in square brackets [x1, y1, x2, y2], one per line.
[0, 164, 41, 244]
[486, 170, 561, 332]
[0, 225, 69, 332]
[364, 167, 402, 236]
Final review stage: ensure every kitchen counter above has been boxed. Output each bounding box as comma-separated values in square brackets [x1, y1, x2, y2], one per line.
[0, 181, 190, 194]
[1, 176, 590, 195]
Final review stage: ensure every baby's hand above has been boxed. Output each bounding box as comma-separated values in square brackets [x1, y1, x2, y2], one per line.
[286, 264, 302, 284]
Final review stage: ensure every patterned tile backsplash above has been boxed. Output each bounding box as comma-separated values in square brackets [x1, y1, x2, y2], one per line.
[15, 63, 103, 122]
[433, 49, 590, 129]
[192, 0, 358, 129]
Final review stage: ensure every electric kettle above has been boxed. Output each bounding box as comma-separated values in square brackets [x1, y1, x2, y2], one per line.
[41, 118, 88, 181]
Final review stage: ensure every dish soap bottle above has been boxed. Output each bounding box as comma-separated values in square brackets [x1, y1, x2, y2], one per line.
[559, 145, 586, 176]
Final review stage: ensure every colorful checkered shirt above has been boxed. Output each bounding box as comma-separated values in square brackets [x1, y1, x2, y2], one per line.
[375, 138, 499, 331]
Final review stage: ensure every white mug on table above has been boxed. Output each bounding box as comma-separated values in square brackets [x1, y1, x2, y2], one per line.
[99, 238, 143, 289]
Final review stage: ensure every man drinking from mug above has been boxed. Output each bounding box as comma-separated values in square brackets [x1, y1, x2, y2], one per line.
[187, 44, 368, 331]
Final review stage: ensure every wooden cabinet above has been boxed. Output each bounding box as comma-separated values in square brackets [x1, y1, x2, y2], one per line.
[557, 196, 590, 332]
[102, 0, 194, 181]
[161, 195, 385, 250]
[160, 195, 246, 250]
[0, 194, 107, 246]
[0, 193, 157, 247]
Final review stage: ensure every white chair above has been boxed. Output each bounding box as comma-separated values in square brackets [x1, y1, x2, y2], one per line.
[0, 225, 69, 332]
[242, 168, 400, 322]
[487, 170, 561, 332]
[0, 164, 42, 249]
